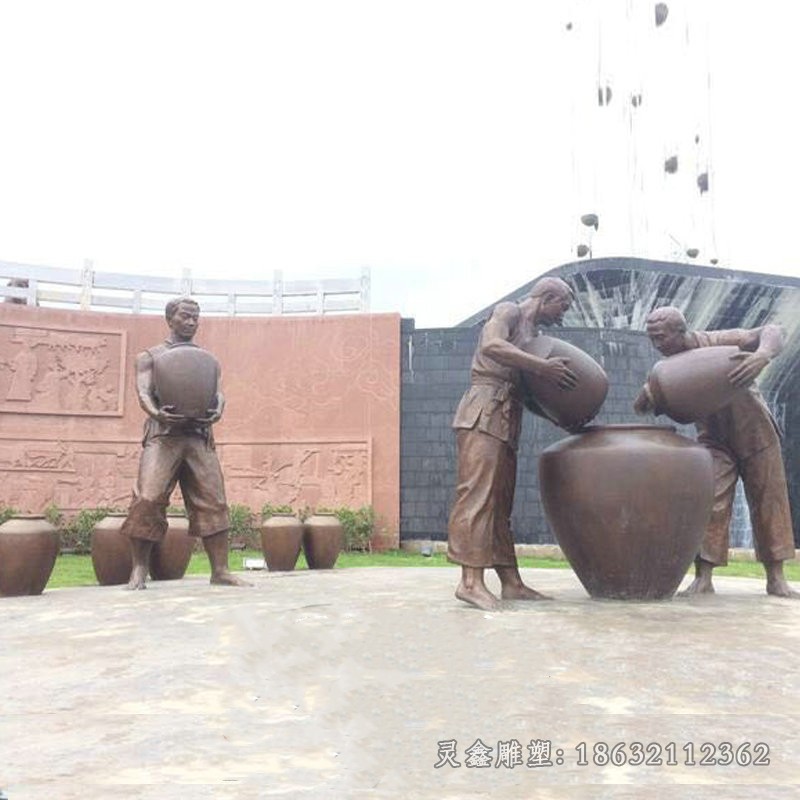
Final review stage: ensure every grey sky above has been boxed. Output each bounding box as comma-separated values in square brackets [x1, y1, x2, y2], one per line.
[1, 1, 797, 327]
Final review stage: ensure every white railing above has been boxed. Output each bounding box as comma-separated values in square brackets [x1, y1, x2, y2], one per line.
[0, 259, 370, 316]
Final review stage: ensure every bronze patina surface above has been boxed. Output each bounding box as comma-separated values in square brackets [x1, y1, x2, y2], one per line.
[120, 297, 248, 590]
[635, 306, 797, 598]
[447, 276, 579, 610]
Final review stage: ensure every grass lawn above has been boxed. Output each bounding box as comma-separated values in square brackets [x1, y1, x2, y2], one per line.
[46, 549, 800, 589]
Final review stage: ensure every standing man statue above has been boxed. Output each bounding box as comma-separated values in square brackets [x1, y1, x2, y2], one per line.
[122, 297, 247, 589]
[634, 306, 798, 598]
[447, 277, 578, 610]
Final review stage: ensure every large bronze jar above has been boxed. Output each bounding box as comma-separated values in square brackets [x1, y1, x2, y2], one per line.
[152, 342, 219, 419]
[150, 515, 194, 581]
[302, 513, 344, 570]
[261, 513, 304, 571]
[647, 345, 746, 424]
[91, 514, 132, 586]
[539, 425, 713, 600]
[0, 514, 60, 596]
[520, 335, 609, 429]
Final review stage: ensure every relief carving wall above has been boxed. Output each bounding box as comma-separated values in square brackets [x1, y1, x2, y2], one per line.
[0, 323, 125, 416]
[0, 439, 370, 515]
[0, 305, 400, 545]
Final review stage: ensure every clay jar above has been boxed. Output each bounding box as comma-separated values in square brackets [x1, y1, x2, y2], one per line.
[150, 515, 194, 580]
[260, 512, 304, 571]
[538, 424, 713, 600]
[152, 343, 219, 419]
[646, 345, 747, 424]
[91, 514, 132, 586]
[519, 335, 609, 430]
[302, 512, 344, 570]
[0, 514, 60, 596]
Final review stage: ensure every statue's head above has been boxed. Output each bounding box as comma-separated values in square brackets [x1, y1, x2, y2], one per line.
[529, 277, 574, 326]
[165, 297, 200, 342]
[645, 306, 688, 356]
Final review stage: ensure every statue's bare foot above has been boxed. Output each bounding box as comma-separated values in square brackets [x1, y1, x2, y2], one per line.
[501, 584, 551, 601]
[210, 570, 251, 587]
[679, 576, 715, 596]
[125, 565, 148, 591]
[766, 577, 800, 599]
[455, 582, 501, 611]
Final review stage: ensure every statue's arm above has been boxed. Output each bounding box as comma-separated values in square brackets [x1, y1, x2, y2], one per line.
[725, 324, 784, 388]
[134, 351, 184, 422]
[482, 305, 578, 390]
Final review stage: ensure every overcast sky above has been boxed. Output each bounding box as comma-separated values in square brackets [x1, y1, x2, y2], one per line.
[1, 1, 798, 327]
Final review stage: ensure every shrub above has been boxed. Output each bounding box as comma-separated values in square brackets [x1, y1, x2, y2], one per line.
[61, 507, 119, 553]
[333, 506, 375, 552]
[0, 505, 18, 526]
[44, 503, 63, 528]
[228, 503, 259, 549]
[261, 503, 294, 519]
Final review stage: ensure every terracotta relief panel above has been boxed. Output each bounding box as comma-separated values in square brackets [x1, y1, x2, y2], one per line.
[0, 323, 126, 416]
[218, 440, 371, 512]
[0, 438, 370, 515]
[0, 439, 139, 512]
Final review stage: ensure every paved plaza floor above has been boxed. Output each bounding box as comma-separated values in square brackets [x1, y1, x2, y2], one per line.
[1, 566, 799, 799]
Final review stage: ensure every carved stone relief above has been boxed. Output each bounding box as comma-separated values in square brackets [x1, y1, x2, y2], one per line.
[219, 440, 371, 511]
[0, 323, 126, 416]
[0, 438, 370, 514]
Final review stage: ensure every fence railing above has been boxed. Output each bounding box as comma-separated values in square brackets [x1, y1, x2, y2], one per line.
[0, 259, 370, 316]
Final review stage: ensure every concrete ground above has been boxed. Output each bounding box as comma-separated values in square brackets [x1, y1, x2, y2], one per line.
[1, 566, 799, 800]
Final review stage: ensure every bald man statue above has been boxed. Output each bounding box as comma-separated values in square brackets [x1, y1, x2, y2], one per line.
[447, 277, 578, 610]
[635, 306, 797, 598]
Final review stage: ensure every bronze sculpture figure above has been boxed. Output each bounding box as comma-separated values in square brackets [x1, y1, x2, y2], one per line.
[634, 306, 798, 598]
[447, 277, 578, 610]
[121, 297, 247, 589]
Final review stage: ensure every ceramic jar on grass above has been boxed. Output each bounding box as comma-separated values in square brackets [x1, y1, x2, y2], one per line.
[0, 514, 60, 596]
[260, 507, 304, 571]
[302, 510, 344, 570]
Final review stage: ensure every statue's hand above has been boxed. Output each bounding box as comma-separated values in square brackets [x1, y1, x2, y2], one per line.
[633, 385, 654, 415]
[728, 351, 768, 388]
[565, 415, 594, 434]
[154, 404, 187, 424]
[195, 405, 223, 425]
[539, 356, 578, 391]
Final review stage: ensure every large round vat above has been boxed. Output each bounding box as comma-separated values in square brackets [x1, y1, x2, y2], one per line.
[539, 424, 713, 600]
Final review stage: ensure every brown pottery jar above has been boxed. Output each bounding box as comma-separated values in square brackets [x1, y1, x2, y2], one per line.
[302, 512, 343, 570]
[0, 514, 60, 596]
[150, 515, 194, 580]
[646, 345, 747, 424]
[520, 335, 609, 430]
[152, 342, 219, 419]
[538, 424, 713, 600]
[261, 512, 304, 571]
[91, 514, 132, 586]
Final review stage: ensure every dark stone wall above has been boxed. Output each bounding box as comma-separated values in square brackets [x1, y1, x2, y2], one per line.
[400, 320, 799, 547]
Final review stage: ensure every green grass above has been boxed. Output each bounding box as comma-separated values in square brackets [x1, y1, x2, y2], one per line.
[46, 549, 800, 589]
